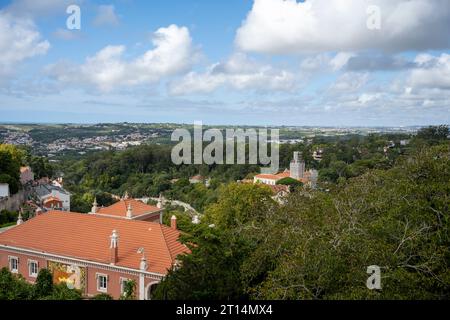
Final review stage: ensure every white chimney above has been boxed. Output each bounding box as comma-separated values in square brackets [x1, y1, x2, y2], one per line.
[17, 211, 23, 225]
[90, 197, 98, 214]
[171, 215, 177, 230]
[110, 230, 119, 265]
[126, 203, 133, 219]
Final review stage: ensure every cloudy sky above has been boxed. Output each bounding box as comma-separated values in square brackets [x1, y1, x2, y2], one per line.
[0, 0, 449, 126]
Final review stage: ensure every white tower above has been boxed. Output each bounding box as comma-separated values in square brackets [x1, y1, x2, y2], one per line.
[290, 151, 305, 179]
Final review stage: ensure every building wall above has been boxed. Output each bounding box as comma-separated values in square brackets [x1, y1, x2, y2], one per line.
[86, 266, 141, 299]
[0, 250, 47, 284]
[0, 248, 160, 300]
[0, 184, 9, 198]
[0, 189, 27, 212]
[253, 177, 277, 185]
[290, 161, 305, 179]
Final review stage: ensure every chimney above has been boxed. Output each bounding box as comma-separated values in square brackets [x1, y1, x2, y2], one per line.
[17, 211, 23, 225]
[90, 197, 98, 214]
[110, 230, 119, 265]
[126, 203, 133, 219]
[171, 215, 177, 230]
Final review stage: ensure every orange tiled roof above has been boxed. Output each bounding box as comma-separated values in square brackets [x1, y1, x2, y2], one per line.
[276, 171, 291, 179]
[254, 174, 281, 180]
[43, 196, 62, 204]
[255, 171, 290, 180]
[255, 170, 309, 184]
[0, 211, 189, 274]
[97, 199, 161, 218]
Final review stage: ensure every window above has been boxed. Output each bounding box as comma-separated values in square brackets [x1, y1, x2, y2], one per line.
[97, 274, 108, 292]
[120, 278, 129, 296]
[29, 260, 38, 277]
[8, 256, 18, 273]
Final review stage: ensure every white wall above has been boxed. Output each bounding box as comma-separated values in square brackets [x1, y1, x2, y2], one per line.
[0, 184, 10, 198]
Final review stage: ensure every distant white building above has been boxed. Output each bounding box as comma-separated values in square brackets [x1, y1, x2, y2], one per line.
[0, 183, 10, 198]
[400, 140, 410, 146]
[254, 152, 318, 188]
[35, 184, 71, 211]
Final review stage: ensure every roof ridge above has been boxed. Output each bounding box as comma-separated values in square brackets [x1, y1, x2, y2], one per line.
[158, 223, 175, 263]
[45, 210, 162, 226]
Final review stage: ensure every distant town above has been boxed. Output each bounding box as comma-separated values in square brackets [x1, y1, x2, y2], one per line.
[0, 123, 421, 159]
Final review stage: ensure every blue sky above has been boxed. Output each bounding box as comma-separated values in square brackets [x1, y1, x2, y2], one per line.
[0, 0, 449, 126]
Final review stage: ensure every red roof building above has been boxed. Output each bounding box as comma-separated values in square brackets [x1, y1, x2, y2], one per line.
[43, 196, 63, 211]
[92, 198, 163, 224]
[0, 211, 189, 299]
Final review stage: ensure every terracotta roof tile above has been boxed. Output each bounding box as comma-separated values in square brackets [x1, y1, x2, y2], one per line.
[0, 211, 189, 274]
[254, 174, 280, 180]
[97, 199, 160, 218]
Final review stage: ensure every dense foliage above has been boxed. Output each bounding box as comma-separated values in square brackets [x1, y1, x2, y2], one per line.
[0, 144, 54, 194]
[0, 268, 82, 300]
[2, 126, 448, 300]
[57, 128, 429, 213]
[154, 141, 450, 300]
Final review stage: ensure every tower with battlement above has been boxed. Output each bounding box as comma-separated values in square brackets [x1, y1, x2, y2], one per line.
[290, 151, 305, 179]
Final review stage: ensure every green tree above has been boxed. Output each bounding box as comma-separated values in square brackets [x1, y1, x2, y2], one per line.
[93, 293, 114, 300]
[205, 183, 274, 229]
[0, 267, 33, 300]
[34, 269, 54, 297]
[153, 225, 249, 300]
[276, 177, 303, 191]
[416, 125, 449, 145]
[120, 280, 137, 300]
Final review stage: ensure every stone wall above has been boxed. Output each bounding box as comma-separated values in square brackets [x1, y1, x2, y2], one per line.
[0, 190, 27, 212]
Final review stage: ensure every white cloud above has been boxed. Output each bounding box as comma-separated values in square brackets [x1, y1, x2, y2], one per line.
[47, 24, 197, 92]
[93, 5, 120, 27]
[236, 0, 450, 54]
[329, 72, 370, 93]
[345, 54, 416, 71]
[408, 54, 450, 90]
[169, 53, 296, 95]
[0, 11, 50, 79]
[300, 52, 355, 72]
